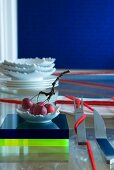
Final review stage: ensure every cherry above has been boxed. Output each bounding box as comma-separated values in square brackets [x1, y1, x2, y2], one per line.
[45, 103, 55, 113]
[22, 98, 34, 110]
[33, 103, 47, 115]
[29, 103, 36, 114]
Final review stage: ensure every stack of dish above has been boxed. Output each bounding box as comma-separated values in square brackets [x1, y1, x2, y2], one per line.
[1, 75, 58, 90]
[0, 57, 56, 80]
[1, 75, 59, 102]
[0, 58, 58, 101]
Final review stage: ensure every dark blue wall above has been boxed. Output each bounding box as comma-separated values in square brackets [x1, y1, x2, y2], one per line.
[18, 0, 114, 69]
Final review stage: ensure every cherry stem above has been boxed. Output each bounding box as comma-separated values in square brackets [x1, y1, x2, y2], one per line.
[31, 70, 70, 102]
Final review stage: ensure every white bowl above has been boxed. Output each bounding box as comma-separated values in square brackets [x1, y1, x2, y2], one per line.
[16, 106, 60, 123]
[0, 63, 36, 73]
[0, 63, 55, 73]
[3, 57, 55, 67]
[0, 67, 56, 80]
[0, 57, 56, 80]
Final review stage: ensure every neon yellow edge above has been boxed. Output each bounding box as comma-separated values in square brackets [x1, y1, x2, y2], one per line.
[0, 139, 69, 146]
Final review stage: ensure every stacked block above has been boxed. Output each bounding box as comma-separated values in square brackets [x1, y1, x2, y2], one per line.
[0, 114, 69, 161]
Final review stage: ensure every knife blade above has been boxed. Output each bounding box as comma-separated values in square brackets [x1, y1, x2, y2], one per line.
[93, 110, 114, 165]
[74, 99, 86, 145]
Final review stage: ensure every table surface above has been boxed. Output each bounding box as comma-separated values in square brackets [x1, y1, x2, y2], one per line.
[0, 70, 114, 170]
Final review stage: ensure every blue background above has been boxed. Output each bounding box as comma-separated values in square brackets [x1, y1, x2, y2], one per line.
[18, 0, 114, 69]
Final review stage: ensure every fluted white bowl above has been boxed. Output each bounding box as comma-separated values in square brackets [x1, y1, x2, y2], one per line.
[16, 106, 60, 123]
[0, 58, 56, 80]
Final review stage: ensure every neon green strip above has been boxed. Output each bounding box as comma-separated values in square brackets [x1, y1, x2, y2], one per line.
[0, 139, 69, 146]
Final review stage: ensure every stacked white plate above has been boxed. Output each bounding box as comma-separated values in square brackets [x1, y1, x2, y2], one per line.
[0, 57, 56, 80]
[1, 75, 59, 102]
[1, 75, 58, 90]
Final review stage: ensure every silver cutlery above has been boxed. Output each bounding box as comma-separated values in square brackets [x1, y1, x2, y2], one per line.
[93, 110, 114, 165]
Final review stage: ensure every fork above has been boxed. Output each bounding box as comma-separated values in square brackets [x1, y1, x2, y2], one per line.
[73, 98, 97, 170]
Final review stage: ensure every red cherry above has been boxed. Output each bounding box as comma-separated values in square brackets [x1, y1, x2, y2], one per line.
[29, 103, 35, 114]
[33, 103, 47, 115]
[45, 104, 55, 113]
[22, 98, 34, 110]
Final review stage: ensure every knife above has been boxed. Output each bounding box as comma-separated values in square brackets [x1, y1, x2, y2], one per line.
[74, 99, 87, 145]
[93, 110, 114, 165]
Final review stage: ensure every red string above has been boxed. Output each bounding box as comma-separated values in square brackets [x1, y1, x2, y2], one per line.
[60, 79, 114, 92]
[84, 100, 114, 106]
[66, 95, 94, 111]
[75, 98, 81, 108]
[86, 140, 97, 170]
[54, 70, 114, 76]
[0, 99, 22, 105]
[74, 114, 86, 133]
[55, 99, 114, 106]
[55, 100, 74, 105]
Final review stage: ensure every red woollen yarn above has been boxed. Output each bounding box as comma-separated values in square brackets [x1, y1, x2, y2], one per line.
[33, 103, 48, 115]
[22, 98, 34, 110]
